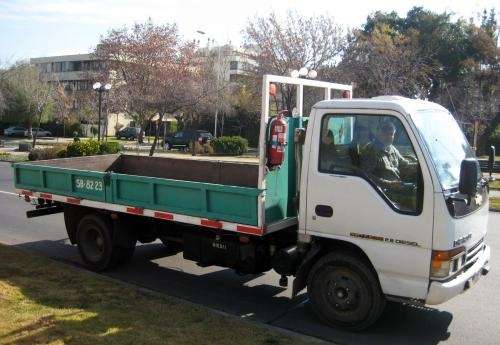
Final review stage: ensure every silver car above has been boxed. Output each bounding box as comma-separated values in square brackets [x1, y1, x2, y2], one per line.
[4, 126, 27, 137]
[26, 128, 52, 137]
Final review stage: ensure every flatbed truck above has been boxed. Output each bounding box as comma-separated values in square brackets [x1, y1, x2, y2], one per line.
[12, 75, 492, 330]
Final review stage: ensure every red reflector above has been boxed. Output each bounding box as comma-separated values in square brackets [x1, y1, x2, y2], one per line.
[154, 211, 173, 220]
[40, 193, 52, 200]
[126, 207, 143, 215]
[66, 197, 81, 205]
[201, 219, 222, 229]
[21, 190, 33, 196]
[236, 225, 264, 235]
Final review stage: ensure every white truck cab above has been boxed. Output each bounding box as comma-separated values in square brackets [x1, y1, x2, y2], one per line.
[294, 95, 490, 329]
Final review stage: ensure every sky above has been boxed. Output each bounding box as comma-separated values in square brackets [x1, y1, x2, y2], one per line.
[0, 0, 497, 64]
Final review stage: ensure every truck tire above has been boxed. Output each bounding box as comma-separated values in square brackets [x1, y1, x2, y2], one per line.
[307, 251, 385, 331]
[76, 214, 136, 271]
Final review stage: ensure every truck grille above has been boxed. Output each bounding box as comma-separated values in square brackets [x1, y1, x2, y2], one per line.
[465, 238, 484, 269]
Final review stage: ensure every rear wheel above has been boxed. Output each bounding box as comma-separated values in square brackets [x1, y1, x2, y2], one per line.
[76, 214, 136, 271]
[307, 251, 385, 331]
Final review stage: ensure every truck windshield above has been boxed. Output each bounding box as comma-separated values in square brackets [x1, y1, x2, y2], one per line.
[411, 109, 475, 191]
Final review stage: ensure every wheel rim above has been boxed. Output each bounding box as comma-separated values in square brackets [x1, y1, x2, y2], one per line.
[80, 226, 105, 263]
[318, 266, 371, 324]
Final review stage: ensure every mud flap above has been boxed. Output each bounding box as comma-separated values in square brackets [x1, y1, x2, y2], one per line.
[292, 242, 322, 297]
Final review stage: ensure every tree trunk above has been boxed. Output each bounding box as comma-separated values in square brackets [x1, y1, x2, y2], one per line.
[32, 112, 43, 148]
[149, 113, 164, 156]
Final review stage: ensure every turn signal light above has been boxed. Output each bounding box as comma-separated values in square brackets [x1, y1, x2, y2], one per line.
[431, 246, 465, 279]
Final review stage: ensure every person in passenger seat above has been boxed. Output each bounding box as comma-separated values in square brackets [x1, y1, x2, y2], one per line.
[350, 123, 373, 167]
[319, 127, 337, 172]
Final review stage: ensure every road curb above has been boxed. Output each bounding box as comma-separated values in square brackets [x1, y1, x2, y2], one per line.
[4, 243, 335, 345]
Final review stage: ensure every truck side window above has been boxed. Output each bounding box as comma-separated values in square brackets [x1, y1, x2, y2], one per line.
[319, 114, 422, 214]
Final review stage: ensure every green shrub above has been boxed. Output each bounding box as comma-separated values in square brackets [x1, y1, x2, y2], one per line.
[28, 145, 67, 161]
[99, 141, 122, 154]
[488, 128, 500, 152]
[211, 136, 248, 156]
[68, 123, 84, 138]
[57, 149, 67, 158]
[66, 139, 100, 157]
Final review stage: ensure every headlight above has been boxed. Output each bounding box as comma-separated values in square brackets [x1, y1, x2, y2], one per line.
[431, 246, 466, 279]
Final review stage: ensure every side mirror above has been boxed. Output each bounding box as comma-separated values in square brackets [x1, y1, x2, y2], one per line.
[459, 158, 480, 197]
[488, 146, 496, 178]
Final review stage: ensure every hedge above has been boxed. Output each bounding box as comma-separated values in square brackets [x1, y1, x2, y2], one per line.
[211, 136, 248, 156]
[66, 140, 100, 157]
[99, 141, 122, 154]
[28, 140, 123, 161]
[28, 145, 67, 161]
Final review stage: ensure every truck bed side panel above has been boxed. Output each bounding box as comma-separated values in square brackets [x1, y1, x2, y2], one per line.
[110, 173, 261, 225]
[15, 164, 107, 202]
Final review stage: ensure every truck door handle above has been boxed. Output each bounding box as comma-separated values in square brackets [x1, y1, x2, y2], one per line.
[315, 205, 333, 217]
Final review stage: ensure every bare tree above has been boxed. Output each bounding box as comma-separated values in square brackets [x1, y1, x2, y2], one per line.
[53, 83, 74, 137]
[243, 11, 345, 112]
[96, 20, 212, 155]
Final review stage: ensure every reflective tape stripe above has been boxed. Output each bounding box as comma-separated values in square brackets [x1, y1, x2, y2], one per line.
[154, 211, 174, 220]
[66, 197, 81, 204]
[126, 207, 144, 215]
[236, 225, 264, 235]
[201, 219, 223, 229]
[15, 189, 266, 236]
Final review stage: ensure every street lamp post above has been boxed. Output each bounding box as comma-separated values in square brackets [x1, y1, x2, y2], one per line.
[92, 82, 112, 141]
[197, 30, 221, 137]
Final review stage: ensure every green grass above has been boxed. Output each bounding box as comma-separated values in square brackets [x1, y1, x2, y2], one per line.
[490, 197, 500, 211]
[489, 180, 500, 190]
[0, 244, 306, 345]
[0, 151, 29, 162]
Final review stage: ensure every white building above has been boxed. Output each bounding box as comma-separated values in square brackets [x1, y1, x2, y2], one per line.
[30, 54, 103, 92]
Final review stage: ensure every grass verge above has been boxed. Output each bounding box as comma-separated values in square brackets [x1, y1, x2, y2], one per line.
[0, 244, 306, 345]
[490, 197, 500, 211]
[489, 180, 500, 190]
[0, 151, 29, 162]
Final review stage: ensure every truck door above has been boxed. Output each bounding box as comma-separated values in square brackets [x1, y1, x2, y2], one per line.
[305, 109, 434, 299]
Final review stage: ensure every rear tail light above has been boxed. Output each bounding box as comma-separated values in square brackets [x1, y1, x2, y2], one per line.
[431, 246, 466, 279]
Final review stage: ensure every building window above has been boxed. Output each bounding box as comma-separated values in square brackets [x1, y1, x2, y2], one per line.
[229, 61, 238, 70]
[229, 74, 239, 82]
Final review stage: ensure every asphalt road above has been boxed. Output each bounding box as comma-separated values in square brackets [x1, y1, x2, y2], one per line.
[1, 161, 499, 345]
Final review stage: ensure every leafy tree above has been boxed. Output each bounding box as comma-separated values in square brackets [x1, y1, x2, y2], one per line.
[1, 63, 53, 147]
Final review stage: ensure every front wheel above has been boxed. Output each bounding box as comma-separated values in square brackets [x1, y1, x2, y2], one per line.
[307, 251, 385, 331]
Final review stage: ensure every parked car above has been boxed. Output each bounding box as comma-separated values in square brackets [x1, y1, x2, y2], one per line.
[26, 128, 52, 137]
[116, 127, 141, 140]
[4, 126, 27, 137]
[164, 130, 213, 150]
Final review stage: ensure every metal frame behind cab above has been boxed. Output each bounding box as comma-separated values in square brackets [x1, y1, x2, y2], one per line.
[257, 74, 352, 228]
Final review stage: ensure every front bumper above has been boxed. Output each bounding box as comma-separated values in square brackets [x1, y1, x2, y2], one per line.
[426, 245, 490, 305]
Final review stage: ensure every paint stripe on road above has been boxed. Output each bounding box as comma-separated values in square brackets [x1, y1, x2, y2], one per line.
[0, 190, 18, 196]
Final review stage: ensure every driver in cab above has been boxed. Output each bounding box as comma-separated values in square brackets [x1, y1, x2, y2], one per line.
[361, 120, 416, 192]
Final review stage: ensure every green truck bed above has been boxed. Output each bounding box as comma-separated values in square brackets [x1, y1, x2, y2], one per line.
[13, 154, 262, 226]
[13, 118, 301, 230]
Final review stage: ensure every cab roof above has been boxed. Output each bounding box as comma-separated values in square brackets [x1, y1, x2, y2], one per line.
[313, 96, 448, 116]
